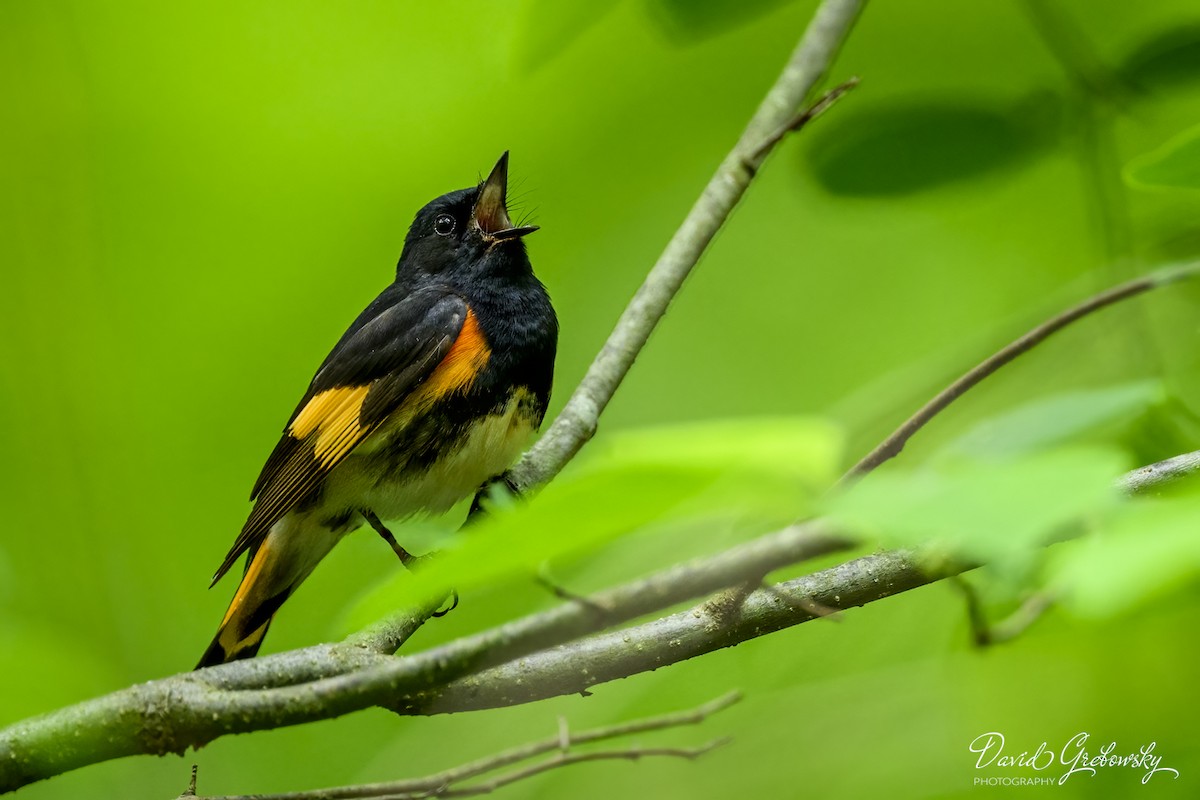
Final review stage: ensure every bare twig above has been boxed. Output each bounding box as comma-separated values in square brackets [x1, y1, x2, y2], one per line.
[989, 592, 1056, 644]
[951, 576, 994, 647]
[750, 75, 861, 161]
[419, 742, 727, 799]
[508, 0, 866, 493]
[840, 261, 1200, 483]
[951, 577, 1056, 648]
[189, 694, 738, 800]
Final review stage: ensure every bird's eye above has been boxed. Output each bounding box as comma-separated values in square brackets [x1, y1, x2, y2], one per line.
[433, 214, 456, 236]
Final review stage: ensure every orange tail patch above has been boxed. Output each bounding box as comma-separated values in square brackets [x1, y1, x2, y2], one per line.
[196, 543, 284, 669]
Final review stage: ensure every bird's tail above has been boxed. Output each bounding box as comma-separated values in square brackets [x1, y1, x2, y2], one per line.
[196, 514, 344, 669]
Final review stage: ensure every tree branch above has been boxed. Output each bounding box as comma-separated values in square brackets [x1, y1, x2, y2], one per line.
[397, 450, 1192, 713]
[508, 0, 866, 493]
[5, 444, 1193, 793]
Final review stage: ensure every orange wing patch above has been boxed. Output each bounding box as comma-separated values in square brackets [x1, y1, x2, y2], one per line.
[289, 384, 371, 466]
[419, 308, 490, 402]
[283, 310, 484, 463]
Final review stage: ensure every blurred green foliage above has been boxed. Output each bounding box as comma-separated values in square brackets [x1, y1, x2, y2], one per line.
[1126, 123, 1200, 190]
[4, 1, 1200, 798]
[341, 417, 838, 633]
[827, 445, 1129, 565]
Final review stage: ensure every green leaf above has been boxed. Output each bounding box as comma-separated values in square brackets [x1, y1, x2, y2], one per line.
[337, 417, 841, 634]
[804, 95, 1055, 197]
[1050, 495, 1200, 618]
[936, 381, 1163, 460]
[824, 447, 1129, 567]
[1120, 25, 1200, 89]
[1125, 125, 1200, 191]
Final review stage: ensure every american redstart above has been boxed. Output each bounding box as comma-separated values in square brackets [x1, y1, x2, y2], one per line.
[197, 152, 557, 668]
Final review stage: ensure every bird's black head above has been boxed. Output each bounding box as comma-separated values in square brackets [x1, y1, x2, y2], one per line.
[396, 152, 539, 282]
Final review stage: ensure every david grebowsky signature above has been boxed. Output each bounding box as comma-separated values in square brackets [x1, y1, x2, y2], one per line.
[969, 731, 1180, 786]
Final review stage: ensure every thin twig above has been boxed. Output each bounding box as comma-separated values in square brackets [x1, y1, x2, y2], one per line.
[423, 742, 728, 799]
[190, 694, 738, 800]
[989, 592, 1056, 644]
[951, 577, 1056, 648]
[749, 76, 860, 162]
[950, 576, 994, 647]
[508, 0, 866, 494]
[839, 261, 1200, 484]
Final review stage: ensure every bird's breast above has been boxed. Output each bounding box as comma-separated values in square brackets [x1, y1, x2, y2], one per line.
[324, 387, 541, 519]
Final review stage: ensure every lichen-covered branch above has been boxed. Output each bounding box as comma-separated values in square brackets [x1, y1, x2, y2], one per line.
[400, 449, 1193, 712]
[2, 446, 1193, 793]
[413, 549, 943, 712]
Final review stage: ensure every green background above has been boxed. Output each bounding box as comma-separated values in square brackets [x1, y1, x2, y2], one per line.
[3, 0, 1200, 797]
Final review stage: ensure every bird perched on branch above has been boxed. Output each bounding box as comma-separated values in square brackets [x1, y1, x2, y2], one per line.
[197, 153, 557, 668]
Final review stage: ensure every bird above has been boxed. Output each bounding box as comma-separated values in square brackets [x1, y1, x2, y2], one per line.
[196, 152, 557, 668]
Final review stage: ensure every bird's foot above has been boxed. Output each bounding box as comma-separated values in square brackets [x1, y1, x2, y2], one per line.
[431, 590, 460, 618]
[362, 509, 421, 569]
[362, 509, 459, 618]
[466, 472, 521, 524]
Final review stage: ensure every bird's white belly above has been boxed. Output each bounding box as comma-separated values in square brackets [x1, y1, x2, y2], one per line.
[324, 392, 536, 520]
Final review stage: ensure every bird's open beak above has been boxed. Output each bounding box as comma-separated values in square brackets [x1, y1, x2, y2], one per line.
[472, 151, 539, 242]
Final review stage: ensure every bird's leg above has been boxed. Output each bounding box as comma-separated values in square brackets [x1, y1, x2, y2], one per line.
[362, 509, 417, 569]
[362, 509, 458, 617]
[467, 472, 521, 524]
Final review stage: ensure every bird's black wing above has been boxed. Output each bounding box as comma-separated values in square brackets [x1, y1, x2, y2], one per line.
[210, 287, 472, 585]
